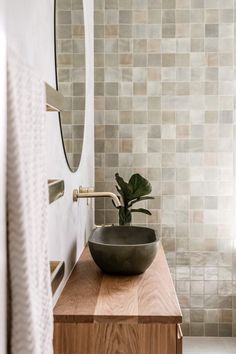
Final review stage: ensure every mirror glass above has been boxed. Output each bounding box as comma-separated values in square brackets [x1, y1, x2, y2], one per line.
[55, 0, 86, 172]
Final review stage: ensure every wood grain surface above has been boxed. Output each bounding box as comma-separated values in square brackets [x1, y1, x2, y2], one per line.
[54, 323, 178, 354]
[54, 243, 182, 324]
[53, 243, 182, 354]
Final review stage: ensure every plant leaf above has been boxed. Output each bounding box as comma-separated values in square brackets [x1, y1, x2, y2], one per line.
[128, 174, 152, 200]
[129, 196, 155, 207]
[115, 173, 132, 203]
[112, 196, 121, 209]
[119, 206, 131, 225]
[115, 185, 124, 199]
[138, 196, 155, 201]
[131, 208, 152, 215]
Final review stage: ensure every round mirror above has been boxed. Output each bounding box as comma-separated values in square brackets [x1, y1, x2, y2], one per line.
[55, 0, 86, 172]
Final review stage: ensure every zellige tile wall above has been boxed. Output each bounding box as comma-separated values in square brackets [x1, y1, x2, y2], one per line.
[56, 0, 85, 170]
[94, 0, 236, 336]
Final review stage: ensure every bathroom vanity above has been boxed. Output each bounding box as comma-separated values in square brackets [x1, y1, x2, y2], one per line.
[53, 244, 182, 354]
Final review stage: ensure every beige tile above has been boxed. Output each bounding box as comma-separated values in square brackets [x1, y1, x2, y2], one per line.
[93, 0, 236, 335]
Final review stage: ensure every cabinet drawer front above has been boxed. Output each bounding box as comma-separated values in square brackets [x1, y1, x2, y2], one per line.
[54, 323, 179, 354]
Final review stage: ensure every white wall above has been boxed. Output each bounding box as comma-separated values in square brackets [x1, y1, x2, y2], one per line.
[7, 0, 94, 304]
[0, 0, 7, 352]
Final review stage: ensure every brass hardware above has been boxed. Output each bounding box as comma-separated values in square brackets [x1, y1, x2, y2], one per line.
[45, 83, 64, 112]
[177, 324, 183, 339]
[177, 324, 183, 354]
[73, 186, 94, 202]
[48, 179, 65, 204]
[50, 261, 65, 295]
[73, 189, 79, 202]
[73, 186, 121, 207]
[79, 186, 94, 193]
[95, 224, 114, 228]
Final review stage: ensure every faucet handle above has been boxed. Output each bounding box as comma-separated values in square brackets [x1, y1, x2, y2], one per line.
[79, 186, 94, 193]
[73, 186, 95, 202]
[73, 189, 79, 202]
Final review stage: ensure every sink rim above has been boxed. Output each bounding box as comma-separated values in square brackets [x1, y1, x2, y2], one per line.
[89, 225, 159, 247]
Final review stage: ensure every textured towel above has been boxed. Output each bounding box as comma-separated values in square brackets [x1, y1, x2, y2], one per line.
[7, 49, 53, 354]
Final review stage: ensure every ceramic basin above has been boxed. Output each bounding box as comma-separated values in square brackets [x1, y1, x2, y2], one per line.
[88, 226, 159, 275]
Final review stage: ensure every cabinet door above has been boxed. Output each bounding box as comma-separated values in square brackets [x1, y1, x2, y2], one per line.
[176, 324, 183, 354]
[139, 324, 177, 354]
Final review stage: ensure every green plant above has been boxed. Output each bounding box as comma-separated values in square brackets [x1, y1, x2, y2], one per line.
[114, 173, 155, 226]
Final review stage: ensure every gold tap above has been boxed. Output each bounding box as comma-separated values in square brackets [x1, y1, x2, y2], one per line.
[73, 186, 121, 207]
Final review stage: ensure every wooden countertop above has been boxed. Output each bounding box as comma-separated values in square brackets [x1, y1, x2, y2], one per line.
[54, 244, 182, 324]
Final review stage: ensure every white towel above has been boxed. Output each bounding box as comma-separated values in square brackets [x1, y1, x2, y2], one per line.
[7, 49, 53, 354]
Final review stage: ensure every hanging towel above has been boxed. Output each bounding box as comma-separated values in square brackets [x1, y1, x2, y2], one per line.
[7, 49, 53, 354]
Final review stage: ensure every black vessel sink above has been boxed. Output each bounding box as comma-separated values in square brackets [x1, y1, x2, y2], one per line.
[88, 226, 159, 275]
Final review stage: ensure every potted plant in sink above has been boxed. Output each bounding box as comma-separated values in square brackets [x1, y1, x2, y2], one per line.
[114, 172, 154, 225]
[88, 173, 159, 275]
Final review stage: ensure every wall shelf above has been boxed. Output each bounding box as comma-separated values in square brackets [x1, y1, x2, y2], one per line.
[50, 261, 65, 295]
[45, 83, 64, 112]
[48, 179, 64, 204]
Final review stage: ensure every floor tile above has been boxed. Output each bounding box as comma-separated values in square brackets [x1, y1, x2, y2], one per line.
[221, 337, 236, 354]
[184, 337, 235, 354]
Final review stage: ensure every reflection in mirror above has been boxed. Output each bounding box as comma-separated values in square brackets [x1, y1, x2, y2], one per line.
[55, 0, 86, 172]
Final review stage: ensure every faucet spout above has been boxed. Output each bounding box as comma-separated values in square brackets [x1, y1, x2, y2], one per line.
[73, 187, 121, 207]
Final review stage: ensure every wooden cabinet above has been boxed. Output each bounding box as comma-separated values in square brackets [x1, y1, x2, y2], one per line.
[177, 324, 183, 354]
[54, 244, 182, 354]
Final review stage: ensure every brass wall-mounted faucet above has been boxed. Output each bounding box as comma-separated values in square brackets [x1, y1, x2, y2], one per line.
[73, 186, 121, 207]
